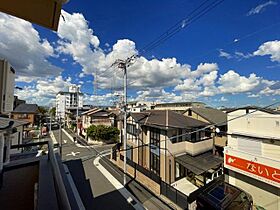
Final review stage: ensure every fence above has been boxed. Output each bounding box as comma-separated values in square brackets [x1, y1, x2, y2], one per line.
[160, 180, 189, 210]
[120, 154, 161, 184]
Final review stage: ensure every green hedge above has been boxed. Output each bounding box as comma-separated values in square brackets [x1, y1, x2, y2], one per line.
[86, 125, 119, 143]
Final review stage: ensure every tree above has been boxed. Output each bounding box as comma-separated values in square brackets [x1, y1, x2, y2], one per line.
[38, 106, 48, 115]
[86, 125, 119, 143]
[49, 107, 56, 117]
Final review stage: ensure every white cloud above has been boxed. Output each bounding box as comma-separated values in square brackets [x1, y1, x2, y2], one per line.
[248, 94, 260, 98]
[253, 40, 280, 62]
[219, 49, 232, 59]
[0, 12, 62, 79]
[84, 93, 115, 106]
[218, 70, 260, 94]
[175, 63, 218, 91]
[247, 1, 277, 16]
[235, 51, 253, 60]
[15, 76, 74, 105]
[220, 96, 228, 102]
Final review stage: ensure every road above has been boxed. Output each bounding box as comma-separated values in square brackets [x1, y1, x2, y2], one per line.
[52, 129, 172, 210]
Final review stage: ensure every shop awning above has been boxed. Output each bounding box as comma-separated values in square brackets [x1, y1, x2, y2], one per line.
[175, 152, 223, 175]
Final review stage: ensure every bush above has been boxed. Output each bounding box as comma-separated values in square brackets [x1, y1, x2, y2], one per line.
[86, 125, 119, 143]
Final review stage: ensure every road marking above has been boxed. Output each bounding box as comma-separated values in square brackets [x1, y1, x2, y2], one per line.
[93, 154, 145, 210]
[66, 151, 80, 157]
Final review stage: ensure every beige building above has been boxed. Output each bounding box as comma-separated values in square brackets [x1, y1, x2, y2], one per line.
[0, 59, 15, 114]
[113, 110, 223, 197]
[154, 102, 205, 112]
[224, 107, 280, 210]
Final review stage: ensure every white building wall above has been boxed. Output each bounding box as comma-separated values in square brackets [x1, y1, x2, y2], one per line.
[225, 109, 280, 209]
[0, 60, 15, 114]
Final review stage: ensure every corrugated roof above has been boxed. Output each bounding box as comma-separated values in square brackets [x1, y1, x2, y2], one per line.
[187, 107, 227, 125]
[176, 152, 223, 175]
[13, 104, 39, 113]
[131, 110, 208, 129]
[0, 117, 29, 128]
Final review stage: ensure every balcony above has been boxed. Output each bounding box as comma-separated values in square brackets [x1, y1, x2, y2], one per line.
[224, 147, 280, 188]
[167, 137, 213, 156]
[214, 135, 227, 147]
[0, 141, 84, 209]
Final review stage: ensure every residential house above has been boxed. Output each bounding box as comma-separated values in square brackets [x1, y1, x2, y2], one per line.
[0, 59, 15, 114]
[113, 110, 223, 196]
[81, 108, 116, 136]
[11, 104, 40, 127]
[154, 102, 205, 112]
[224, 107, 280, 209]
[184, 107, 227, 156]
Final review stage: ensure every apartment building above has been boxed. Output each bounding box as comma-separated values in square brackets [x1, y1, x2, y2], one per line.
[224, 107, 280, 210]
[127, 101, 155, 112]
[56, 85, 83, 120]
[0, 59, 15, 114]
[154, 101, 205, 112]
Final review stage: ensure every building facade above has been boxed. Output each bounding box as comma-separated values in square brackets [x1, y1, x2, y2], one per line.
[56, 85, 83, 119]
[113, 110, 223, 197]
[184, 107, 227, 157]
[0, 59, 15, 114]
[11, 104, 40, 127]
[224, 107, 280, 209]
[154, 102, 205, 112]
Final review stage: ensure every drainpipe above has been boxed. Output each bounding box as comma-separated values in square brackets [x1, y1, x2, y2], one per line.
[0, 132, 4, 174]
[4, 133, 11, 164]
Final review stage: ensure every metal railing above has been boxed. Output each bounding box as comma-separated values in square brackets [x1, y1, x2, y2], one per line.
[9, 140, 72, 210]
[160, 180, 189, 209]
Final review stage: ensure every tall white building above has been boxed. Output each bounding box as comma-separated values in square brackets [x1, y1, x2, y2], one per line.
[0, 59, 15, 114]
[224, 107, 280, 209]
[56, 85, 83, 119]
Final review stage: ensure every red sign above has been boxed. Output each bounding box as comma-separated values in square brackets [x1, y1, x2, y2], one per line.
[225, 154, 280, 185]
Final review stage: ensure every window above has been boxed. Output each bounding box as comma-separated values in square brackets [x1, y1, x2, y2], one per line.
[188, 109, 192, 116]
[150, 152, 160, 176]
[150, 127, 161, 175]
[127, 123, 136, 135]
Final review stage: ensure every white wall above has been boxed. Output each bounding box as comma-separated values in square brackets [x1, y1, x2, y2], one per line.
[228, 109, 280, 139]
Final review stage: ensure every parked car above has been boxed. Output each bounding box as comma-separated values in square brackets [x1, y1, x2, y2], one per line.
[196, 177, 253, 210]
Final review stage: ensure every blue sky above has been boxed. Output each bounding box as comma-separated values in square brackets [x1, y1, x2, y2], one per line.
[0, 0, 280, 107]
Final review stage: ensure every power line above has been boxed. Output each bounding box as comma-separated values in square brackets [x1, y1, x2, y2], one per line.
[138, 0, 226, 56]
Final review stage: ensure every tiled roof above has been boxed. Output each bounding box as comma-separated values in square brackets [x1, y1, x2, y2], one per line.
[0, 117, 29, 128]
[186, 107, 227, 125]
[131, 110, 208, 129]
[13, 104, 39, 113]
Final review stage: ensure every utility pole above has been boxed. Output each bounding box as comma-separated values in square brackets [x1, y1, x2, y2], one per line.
[76, 86, 79, 138]
[59, 114, 62, 155]
[112, 57, 135, 186]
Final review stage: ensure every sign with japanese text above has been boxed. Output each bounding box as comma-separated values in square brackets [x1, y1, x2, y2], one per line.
[225, 154, 280, 187]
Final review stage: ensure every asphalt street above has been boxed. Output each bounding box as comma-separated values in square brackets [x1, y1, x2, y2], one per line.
[52, 129, 172, 210]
